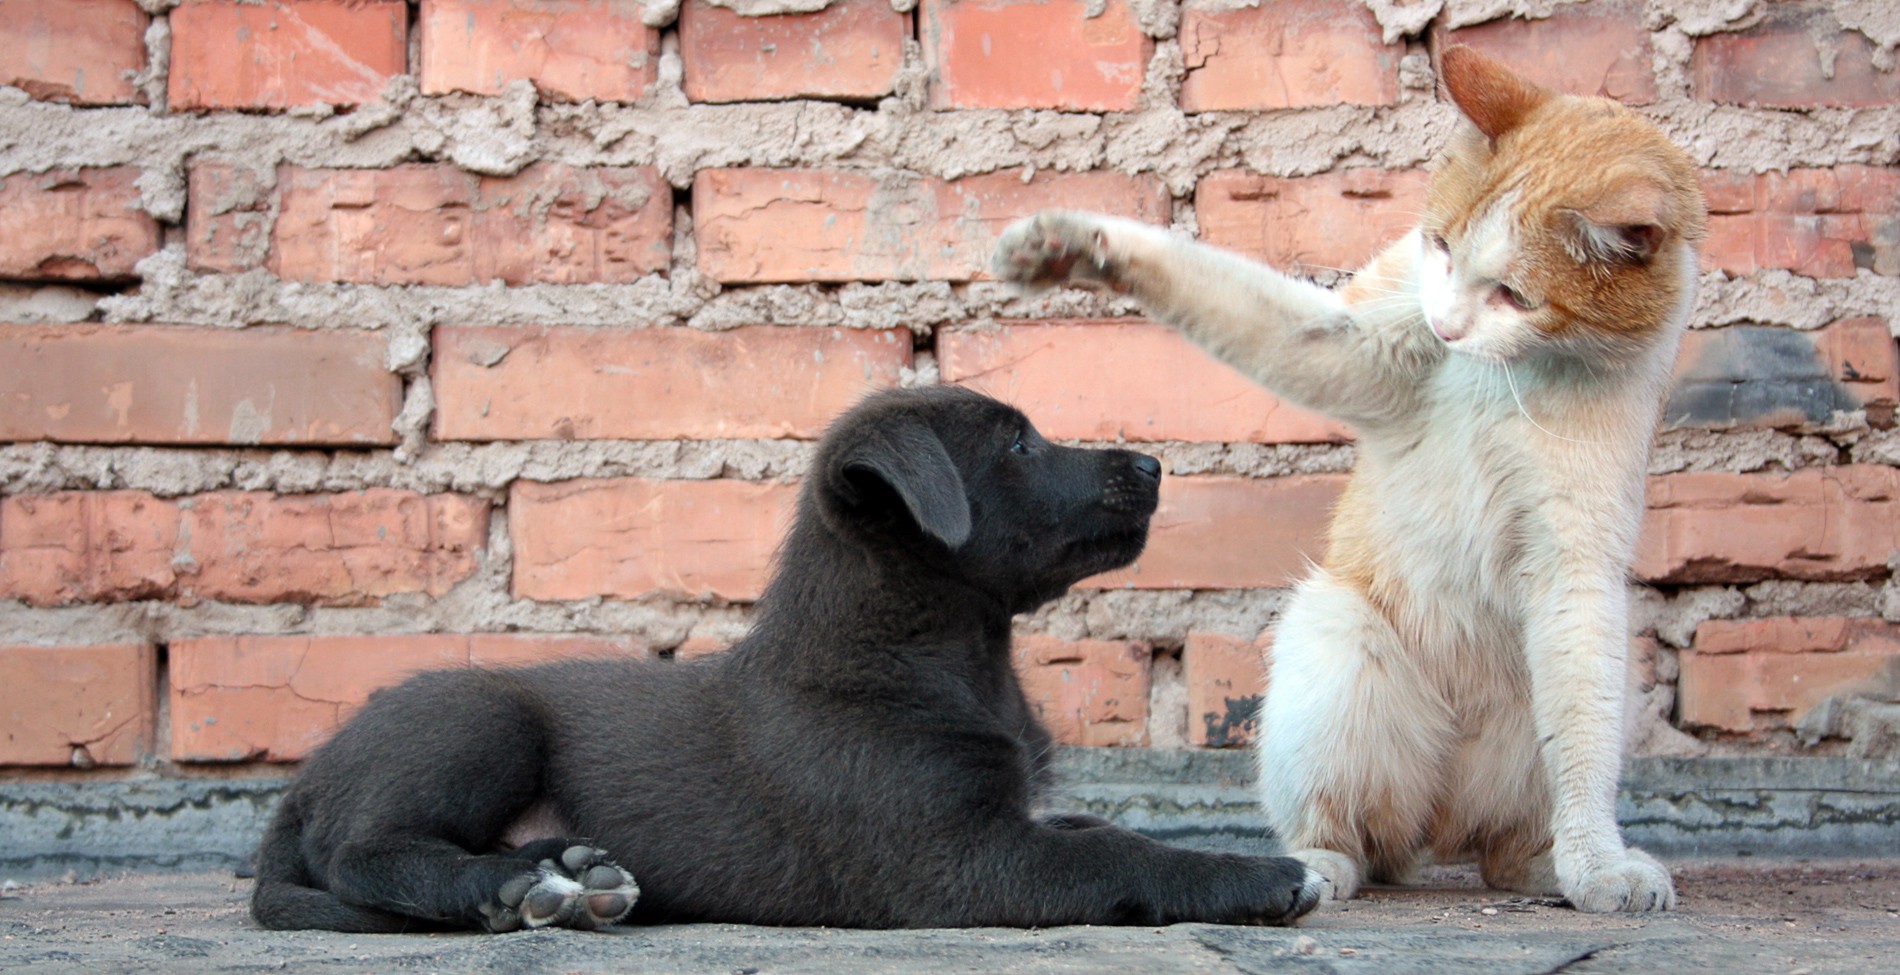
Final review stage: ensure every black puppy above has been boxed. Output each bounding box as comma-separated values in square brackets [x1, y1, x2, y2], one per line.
[251, 386, 1322, 932]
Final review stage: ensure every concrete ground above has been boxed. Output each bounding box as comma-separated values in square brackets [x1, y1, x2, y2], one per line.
[2, 859, 1894, 975]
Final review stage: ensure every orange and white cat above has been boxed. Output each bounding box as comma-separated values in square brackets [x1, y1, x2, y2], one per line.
[992, 47, 1706, 913]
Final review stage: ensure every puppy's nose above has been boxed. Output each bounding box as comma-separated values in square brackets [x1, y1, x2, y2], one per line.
[1132, 454, 1161, 482]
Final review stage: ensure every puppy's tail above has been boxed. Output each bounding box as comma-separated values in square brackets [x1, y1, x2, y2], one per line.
[249, 801, 419, 933]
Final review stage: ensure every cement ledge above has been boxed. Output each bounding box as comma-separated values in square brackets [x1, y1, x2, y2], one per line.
[3, 751, 1896, 880]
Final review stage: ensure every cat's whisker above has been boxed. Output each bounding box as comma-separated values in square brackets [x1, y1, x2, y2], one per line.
[1495, 361, 1610, 445]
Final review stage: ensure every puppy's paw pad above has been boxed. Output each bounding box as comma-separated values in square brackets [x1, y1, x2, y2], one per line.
[500, 870, 586, 929]
[1565, 850, 1675, 913]
[547, 846, 639, 930]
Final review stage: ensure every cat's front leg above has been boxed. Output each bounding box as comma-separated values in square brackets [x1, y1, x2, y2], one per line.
[990, 210, 1165, 295]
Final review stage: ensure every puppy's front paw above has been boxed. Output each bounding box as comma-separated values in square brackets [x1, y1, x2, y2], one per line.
[1563, 848, 1675, 913]
[1251, 859, 1326, 926]
[1289, 847, 1363, 902]
[991, 211, 1125, 291]
[486, 845, 640, 932]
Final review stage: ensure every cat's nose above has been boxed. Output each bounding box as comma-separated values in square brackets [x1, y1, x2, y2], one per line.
[1431, 316, 1465, 342]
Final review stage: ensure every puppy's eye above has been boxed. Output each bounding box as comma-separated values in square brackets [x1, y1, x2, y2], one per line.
[1009, 431, 1031, 456]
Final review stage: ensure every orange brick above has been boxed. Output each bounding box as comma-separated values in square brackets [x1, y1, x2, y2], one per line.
[0, 324, 400, 446]
[694, 168, 1168, 284]
[1664, 319, 1899, 431]
[1635, 466, 1900, 584]
[433, 325, 911, 442]
[1433, 0, 1656, 104]
[1700, 167, 1899, 278]
[1692, 3, 1900, 109]
[1178, 0, 1399, 112]
[681, 0, 908, 103]
[0, 490, 488, 607]
[510, 478, 798, 602]
[0, 643, 154, 767]
[169, 0, 407, 111]
[1087, 475, 1343, 590]
[420, 0, 660, 102]
[184, 160, 274, 275]
[256, 163, 671, 285]
[1679, 617, 1900, 733]
[0, 168, 160, 282]
[920, 0, 1149, 111]
[1013, 635, 1151, 747]
[169, 634, 644, 762]
[938, 320, 1351, 444]
[0, 0, 148, 105]
[1182, 631, 1268, 747]
[1196, 169, 1430, 278]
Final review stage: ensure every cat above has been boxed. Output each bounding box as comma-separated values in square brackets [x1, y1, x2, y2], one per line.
[990, 46, 1706, 913]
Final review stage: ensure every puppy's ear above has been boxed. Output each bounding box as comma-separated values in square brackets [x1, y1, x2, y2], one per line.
[832, 419, 972, 549]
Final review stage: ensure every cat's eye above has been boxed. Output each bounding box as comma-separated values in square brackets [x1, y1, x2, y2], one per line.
[1496, 284, 1535, 311]
[1429, 234, 1450, 252]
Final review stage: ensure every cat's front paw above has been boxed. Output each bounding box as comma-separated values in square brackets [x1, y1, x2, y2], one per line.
[1563, 848, 1675, 913]
[991, 211, 1126, 291]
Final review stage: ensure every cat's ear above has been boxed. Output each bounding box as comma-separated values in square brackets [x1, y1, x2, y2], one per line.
[1561, 180, 1673, 266]
[1441, 46, 1552, 143]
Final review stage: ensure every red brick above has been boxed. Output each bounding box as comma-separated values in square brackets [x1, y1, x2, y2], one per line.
[251, 163, 671, 285]
[420, 0, 659, 102]
[1433, 1, 1656, 104]
[433, 325, 911, 442]
[1196, 169, 1430, 278]
[920, 0, 1149, 111]
[1679, 617, 1900, 733]
[0, 168, 160, 282]
[184, 161, 275, 275]
[0, 490, 488, 607]
[694, 168, 1168, 284]
[1013, 635, 1151, 747]
[1692, 4, 1900, 109]
[1665, 319, 1899, 431]
[0, 324, 400, 446]
[1700, 167, 1899, 278]
[510, 478, 797, 602]
[1635, 466, 1900, 584]
[169, 634, 643, 762]
[1179, 0, 1399, 112]
[169, 0, 407, 111]
[938, 320, 1351, 444]
[0, 0, 148, 105]
[0, 643, 154, 767]
[1183, 631, 1267, 747]
[681, 0, 908, 104]
[1087, 475, 1343, 590]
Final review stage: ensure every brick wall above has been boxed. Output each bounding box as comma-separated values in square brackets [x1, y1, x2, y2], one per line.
[1, 0, 1896, 777]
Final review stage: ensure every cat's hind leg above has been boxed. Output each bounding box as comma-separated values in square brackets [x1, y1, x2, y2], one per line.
[1255, 571, 1456, 901]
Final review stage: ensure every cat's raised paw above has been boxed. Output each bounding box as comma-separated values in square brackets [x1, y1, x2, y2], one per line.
[991, 211, 1123, 291]
[1564, 848, 1675, 913]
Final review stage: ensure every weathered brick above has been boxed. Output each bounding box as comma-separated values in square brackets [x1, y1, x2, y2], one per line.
[681, 0, 908, 104]
[1692, 3, 1900, 109]
[433, 325, 911, 442]
[1433, 1, 1656, 104]
[169, 0, 407, 111]
[252, 164, 671, 285]
[0, 324, 400, 446]
[694, 168, 1168, 284]
[1701, 167, 1899, 278]
[0, 168, 160, 282]
[1014, 635, 1151, 747]
[1663, 319, 1899, 431]
[920, 0, 1149, 111]
[184, 160, 275, 275]
[420, 0, 659, 102]
[0, 643, 154, 767]
[1179, 0, 1399, 112]
[1635, 466, 1900, 584]
[0, 0, 148, 105]
[169, 634, 643, 762]
[0, 490, 488, 607]
[938, 320, 1351, 444]
[1679, 618, 1900, 733]
[1182, 631, 1267, 748]
[1196, 169, 1430, 278]
[510, 478, 798, 602]
[1087, 475, 1343, 590]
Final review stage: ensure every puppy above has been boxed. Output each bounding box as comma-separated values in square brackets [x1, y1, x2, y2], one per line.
[250, 386, 1323, 933]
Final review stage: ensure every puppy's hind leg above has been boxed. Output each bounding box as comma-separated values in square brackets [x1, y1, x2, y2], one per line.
[1256, 572, 1456, 901]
